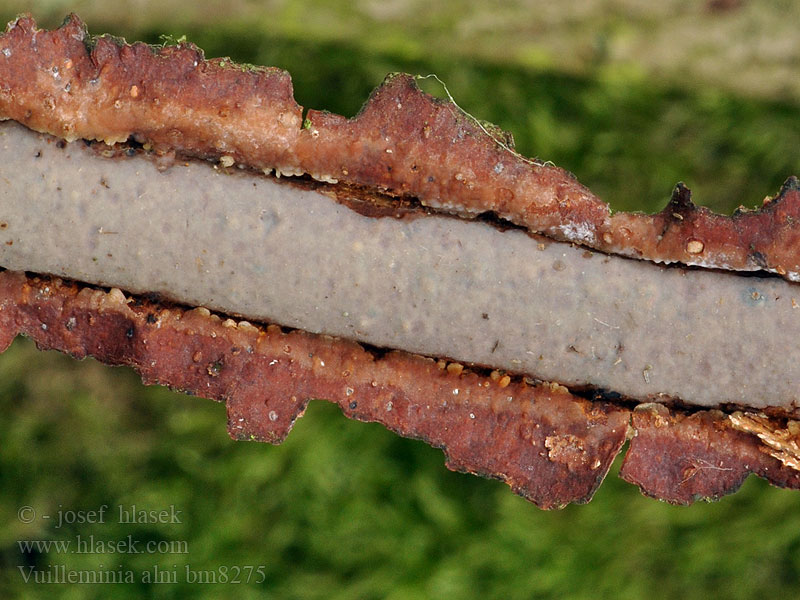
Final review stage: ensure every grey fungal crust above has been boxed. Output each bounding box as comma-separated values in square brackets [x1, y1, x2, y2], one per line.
[0, 121, 797, 409]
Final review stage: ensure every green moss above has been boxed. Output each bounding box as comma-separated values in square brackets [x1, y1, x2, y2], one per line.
[158, 33, 188, 47]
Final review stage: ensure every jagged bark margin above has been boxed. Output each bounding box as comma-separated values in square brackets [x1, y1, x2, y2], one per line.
[1, 15, 799, 279]
[2, 271, 798, 507]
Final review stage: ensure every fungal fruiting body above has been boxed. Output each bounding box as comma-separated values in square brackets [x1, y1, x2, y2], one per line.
[1, 15, 799, 507]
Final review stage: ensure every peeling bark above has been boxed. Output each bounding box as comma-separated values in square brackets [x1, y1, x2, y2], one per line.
[1, 15, 799, 506]
[1, 271, 798, 507]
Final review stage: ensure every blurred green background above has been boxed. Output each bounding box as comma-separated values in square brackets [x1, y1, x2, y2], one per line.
[1, 1, 799, 598]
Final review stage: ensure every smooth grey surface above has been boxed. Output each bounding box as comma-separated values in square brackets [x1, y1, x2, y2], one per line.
[0, 120, 798, 408]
